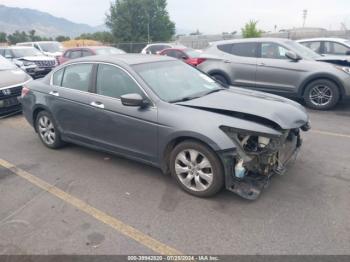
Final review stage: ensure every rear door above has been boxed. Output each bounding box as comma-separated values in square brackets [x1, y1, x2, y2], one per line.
[216, 42, 258, 87]
[49, 63, 99, 143]
[255, 42, 300, 93]
[87, 63, 158, 163]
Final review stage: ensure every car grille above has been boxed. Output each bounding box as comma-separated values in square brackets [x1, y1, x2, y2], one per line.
[34, 60, 56, 68]
[0, 85, 23, 99]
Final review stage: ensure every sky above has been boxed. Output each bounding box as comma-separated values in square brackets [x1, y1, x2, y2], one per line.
[1, 0, 350, 33]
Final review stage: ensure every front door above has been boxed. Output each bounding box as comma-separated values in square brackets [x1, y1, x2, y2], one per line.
[88, 63, 158, 164]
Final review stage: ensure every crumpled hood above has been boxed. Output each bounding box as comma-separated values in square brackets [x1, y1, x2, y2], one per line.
[177, 87, 309, 130]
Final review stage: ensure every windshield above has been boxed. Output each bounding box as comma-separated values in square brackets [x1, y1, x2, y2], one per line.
[39, 42, 63, 52]
[12, 48, 42, 58]
[133, 61, 223, 102]
[285, 41, 322, 60]
[184, 49, 202, 58]
[0, 55, 17, 70]
[95, 47, 126, 55]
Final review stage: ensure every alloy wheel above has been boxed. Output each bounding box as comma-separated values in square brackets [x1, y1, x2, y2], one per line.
[38, 116, 56, 145]
[309, 85, 333, 107]
[174, 149, 213, 192]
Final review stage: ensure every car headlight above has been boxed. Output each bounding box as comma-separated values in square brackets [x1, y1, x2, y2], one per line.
[335, 66, 350, 74]
[22, 61, 36, 66]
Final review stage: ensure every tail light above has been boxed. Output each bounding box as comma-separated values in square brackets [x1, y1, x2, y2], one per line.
[187, 58, 206, 66]
[21, 86, 30, 98]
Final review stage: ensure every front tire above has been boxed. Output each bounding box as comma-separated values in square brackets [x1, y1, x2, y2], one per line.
[35, 111, 65, 149]
[303, 79, 340, 110]
[169, 140, 224, 197]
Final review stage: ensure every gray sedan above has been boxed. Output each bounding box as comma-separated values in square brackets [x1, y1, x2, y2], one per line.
[21, 54, 310, 200]
[198, 38, 350, 110]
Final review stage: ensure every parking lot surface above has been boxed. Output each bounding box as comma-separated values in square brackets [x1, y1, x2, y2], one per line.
[0, 102, 350, 255]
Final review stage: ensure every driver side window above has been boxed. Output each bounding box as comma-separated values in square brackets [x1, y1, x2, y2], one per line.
[261, 43, 288, 59]
[96, 64, 143, 99]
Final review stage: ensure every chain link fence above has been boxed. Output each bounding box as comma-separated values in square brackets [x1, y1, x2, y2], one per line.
[113, 42, 148, 53]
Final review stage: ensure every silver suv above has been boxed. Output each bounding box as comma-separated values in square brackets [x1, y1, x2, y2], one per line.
[198, 38, 350, 110]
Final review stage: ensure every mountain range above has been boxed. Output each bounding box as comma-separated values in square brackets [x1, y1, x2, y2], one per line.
[0, 4, 106, 37]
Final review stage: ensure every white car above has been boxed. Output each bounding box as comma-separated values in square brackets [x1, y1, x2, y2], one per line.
[0, 46, 57, 79]
[297, 38, 350, 57]
[16, 41, 64, 59]
[141, 43, 185, 54]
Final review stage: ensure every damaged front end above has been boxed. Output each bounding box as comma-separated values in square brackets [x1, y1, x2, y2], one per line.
[219, 124, 310, 200]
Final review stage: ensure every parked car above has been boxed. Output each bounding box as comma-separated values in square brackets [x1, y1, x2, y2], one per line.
[21, 54, 310, 200]
[198, 38, 350, 110]
[159, 48, 205, 66]
[0, 55, 32, 117]
[297, 38, 350, 67]
[297, 38, 350, 56]
[16, 41, 64, 62]
[0, 46, 57, 79]
[141, 43, 185, 54]
[59, 46, 125, 64]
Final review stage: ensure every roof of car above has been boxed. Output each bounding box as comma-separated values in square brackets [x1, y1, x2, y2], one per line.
[65, 46, 114, 50]
[65, 54, 176, 66]
[210, 38, 292, 45]
[297, 37, 350, 43]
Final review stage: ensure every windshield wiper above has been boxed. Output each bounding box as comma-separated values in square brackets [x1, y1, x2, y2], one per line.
[169, 95, 202, 103]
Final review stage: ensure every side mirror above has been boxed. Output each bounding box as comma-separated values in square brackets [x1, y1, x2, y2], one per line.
[346, 50, 350, 56]
[285, 51, 301, 61]
[181, 56, 188, 60]
[121, 93, 146, 107]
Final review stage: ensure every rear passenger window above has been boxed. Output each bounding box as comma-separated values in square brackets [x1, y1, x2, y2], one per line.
[96, 64, 142, 99]
[82, 50, 93, 57]
[61, 64, 93, 92]
[218, 43, 258, 57]
[52, 68, 64, 86]
[69, 50, 82, 59]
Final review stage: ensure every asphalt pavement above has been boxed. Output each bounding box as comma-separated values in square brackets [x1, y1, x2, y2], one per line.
[0, 102, 349, 255]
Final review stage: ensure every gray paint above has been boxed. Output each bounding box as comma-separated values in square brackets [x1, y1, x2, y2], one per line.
[21, 54, 309, 191]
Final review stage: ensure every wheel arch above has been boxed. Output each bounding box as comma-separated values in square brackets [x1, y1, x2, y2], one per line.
[207, 70, 231, 85]
[299, 74, 345, 98]
[32, 105, 52, 132]
[160, 135, 222, 174]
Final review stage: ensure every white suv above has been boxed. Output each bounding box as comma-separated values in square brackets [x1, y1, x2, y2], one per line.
[297, 38, 350, 57]
[16, 41, 64, 59]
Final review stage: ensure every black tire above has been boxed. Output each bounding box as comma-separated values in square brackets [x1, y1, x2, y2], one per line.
[303, 79, 340, 110]
[211, 74, 229, 85]
[35, 111, 65, 149]
[169, 140, 224, 197]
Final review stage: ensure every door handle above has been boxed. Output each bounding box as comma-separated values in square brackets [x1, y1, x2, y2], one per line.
[257, 62, 265, 66]
[223, 60, 231, 64]
[90, 101, 105, 109]
[49, 91, 59, 97]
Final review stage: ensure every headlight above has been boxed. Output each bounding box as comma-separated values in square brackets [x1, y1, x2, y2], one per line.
[335, 66, 350, 74]
[22, 61, 35, 66]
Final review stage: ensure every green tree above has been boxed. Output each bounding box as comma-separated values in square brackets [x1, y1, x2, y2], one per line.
[0, 32, 7, 42]
[241, 20, 263, 38]
[106, 0, 175, 42]
[7, 31, 29, 44]
[55, 35, 70, 42]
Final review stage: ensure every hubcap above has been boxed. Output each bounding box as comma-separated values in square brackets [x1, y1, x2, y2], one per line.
[309, 85, 333, 106]
[38, 116, 56, 145]
[174, 149, 213, 192]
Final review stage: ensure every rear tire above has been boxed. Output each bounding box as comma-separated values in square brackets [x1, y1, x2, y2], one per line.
[35, 111, 65, 149]
[169, 140, 224, 197]
[211, 74, 229, 85]
[303, 79, 340, 110]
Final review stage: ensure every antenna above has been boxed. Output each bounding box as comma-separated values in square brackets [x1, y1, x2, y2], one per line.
[302, 9, 308, 27]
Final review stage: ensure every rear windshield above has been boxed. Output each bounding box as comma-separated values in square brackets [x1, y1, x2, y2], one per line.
[184, 49, 202, 58]
[95, 47, 126, 55]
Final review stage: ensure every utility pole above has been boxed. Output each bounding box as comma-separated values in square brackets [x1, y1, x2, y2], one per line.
[302, 9, 308, 28]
